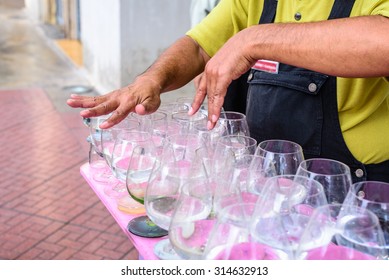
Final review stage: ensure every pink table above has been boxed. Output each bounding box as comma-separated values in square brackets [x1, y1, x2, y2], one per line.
[80, 163, 163, 260]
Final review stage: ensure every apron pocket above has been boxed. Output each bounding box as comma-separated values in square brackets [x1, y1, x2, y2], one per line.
[246, 69, 329, 156]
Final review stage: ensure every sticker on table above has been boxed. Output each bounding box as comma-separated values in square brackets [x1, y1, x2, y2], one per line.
[127, 216, 168, 238]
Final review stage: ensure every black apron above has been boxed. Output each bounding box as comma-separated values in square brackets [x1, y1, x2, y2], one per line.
[243, 0, 389, 183]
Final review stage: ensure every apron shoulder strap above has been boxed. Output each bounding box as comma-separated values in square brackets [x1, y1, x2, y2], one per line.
[329, 0, 356, 19]
[259, 0, 278, 24]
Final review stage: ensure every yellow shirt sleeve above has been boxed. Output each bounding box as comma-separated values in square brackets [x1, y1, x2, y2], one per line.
[352, 0, 389, 17]
[186, 0, 255, 57]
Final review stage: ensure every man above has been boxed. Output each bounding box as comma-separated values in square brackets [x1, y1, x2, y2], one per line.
[67, 0, 389, 182]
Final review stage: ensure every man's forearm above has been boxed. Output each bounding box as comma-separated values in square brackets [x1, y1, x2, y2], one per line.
[139, 35, 208, 93]
[245, 15, 389, 78]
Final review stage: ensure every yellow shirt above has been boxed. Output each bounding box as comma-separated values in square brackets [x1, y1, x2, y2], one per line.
[187, 0, 389, 164]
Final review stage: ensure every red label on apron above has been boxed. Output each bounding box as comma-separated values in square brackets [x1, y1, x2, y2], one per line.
[252, 59, 279, 74]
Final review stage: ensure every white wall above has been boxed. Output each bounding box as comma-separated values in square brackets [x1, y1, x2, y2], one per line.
[120, 0, 191, 84]
[24, 0, 42, 22]
[80, 0, 192, 96]
[80, 0, 122, 94]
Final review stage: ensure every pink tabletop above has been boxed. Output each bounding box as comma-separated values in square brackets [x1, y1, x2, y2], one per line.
[80, 163, 163, 260]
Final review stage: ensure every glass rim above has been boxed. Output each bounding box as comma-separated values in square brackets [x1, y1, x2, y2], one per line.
[256, 139, 303, 155]
[130, 111, 167, 121]
[219, 111, 246, 120]
[171, 111, 207, 121]
[218, 134, 257, 142]
[297, 157, 351, 176]
[349, 180, 389, 205]
[108, 118, 140, 130]
[89, 114, 111, 129]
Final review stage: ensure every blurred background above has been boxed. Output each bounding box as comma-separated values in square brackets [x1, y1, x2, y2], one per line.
[0, 0, 194, 260]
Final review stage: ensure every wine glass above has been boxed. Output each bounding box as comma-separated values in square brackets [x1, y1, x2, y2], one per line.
[229, 155, 257, 202]
[188, 119, 228, 175]
[192, 119, 228, 152]
[212, 155, 256, 214]
[218, 111, 250, 136]
[255, 139, 304, 175]
[213, 135, 257, 163]
[211, 136, 257, 214]
[157, 101, 189, 122]
[87, 137, 109, 177]
[100, 118, 140, 199]
[250, 174, 328, 259]
[129, 111, 166, 132]
[203, 202, 279, 260]
[297, 203, 387, 260]
[89, 115, 109, 157]
[125, 144, 168, 238]
[111, 130, 153, 196]
[145, 134, 206, 225]
[171, 111, 207, 134]
[109, 129, 167, 237]
[145, 133, 206, 259]
[107, 129, 153, 199]
[343, 181, 389, 256]
[246, 154, 277, 196]
[296, 158, 352, 204]
[88, 115, 113, 183]
[168, 170, 214, 260]
[193, 145, 234, 217]
[175, 96, 194, 109]
[175, 96, 226, 117]
[130, 111, 171, 155]
[198, 100, 225, 116]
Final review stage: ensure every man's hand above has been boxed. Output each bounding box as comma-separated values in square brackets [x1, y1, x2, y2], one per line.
[189, 29, 255, 129]
[66, 76, 162, 129]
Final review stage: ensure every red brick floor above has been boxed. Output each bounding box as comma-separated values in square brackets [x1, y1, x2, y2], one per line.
[0, 88, 139, 260]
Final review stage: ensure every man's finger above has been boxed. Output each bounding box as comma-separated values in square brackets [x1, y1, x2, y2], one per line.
[66, 95, 105, 109]
[80, 100, 116, 118]
[100, 110, 128, 129]
[206, 79, 228, 130]
[189, 73, 207, 115]
[100, 98, 138, 129]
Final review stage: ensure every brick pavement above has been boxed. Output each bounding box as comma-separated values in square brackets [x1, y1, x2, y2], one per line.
[0, 90, 139, 259]
[0, 2, 139, 260]
[0, 2, 194, 260]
